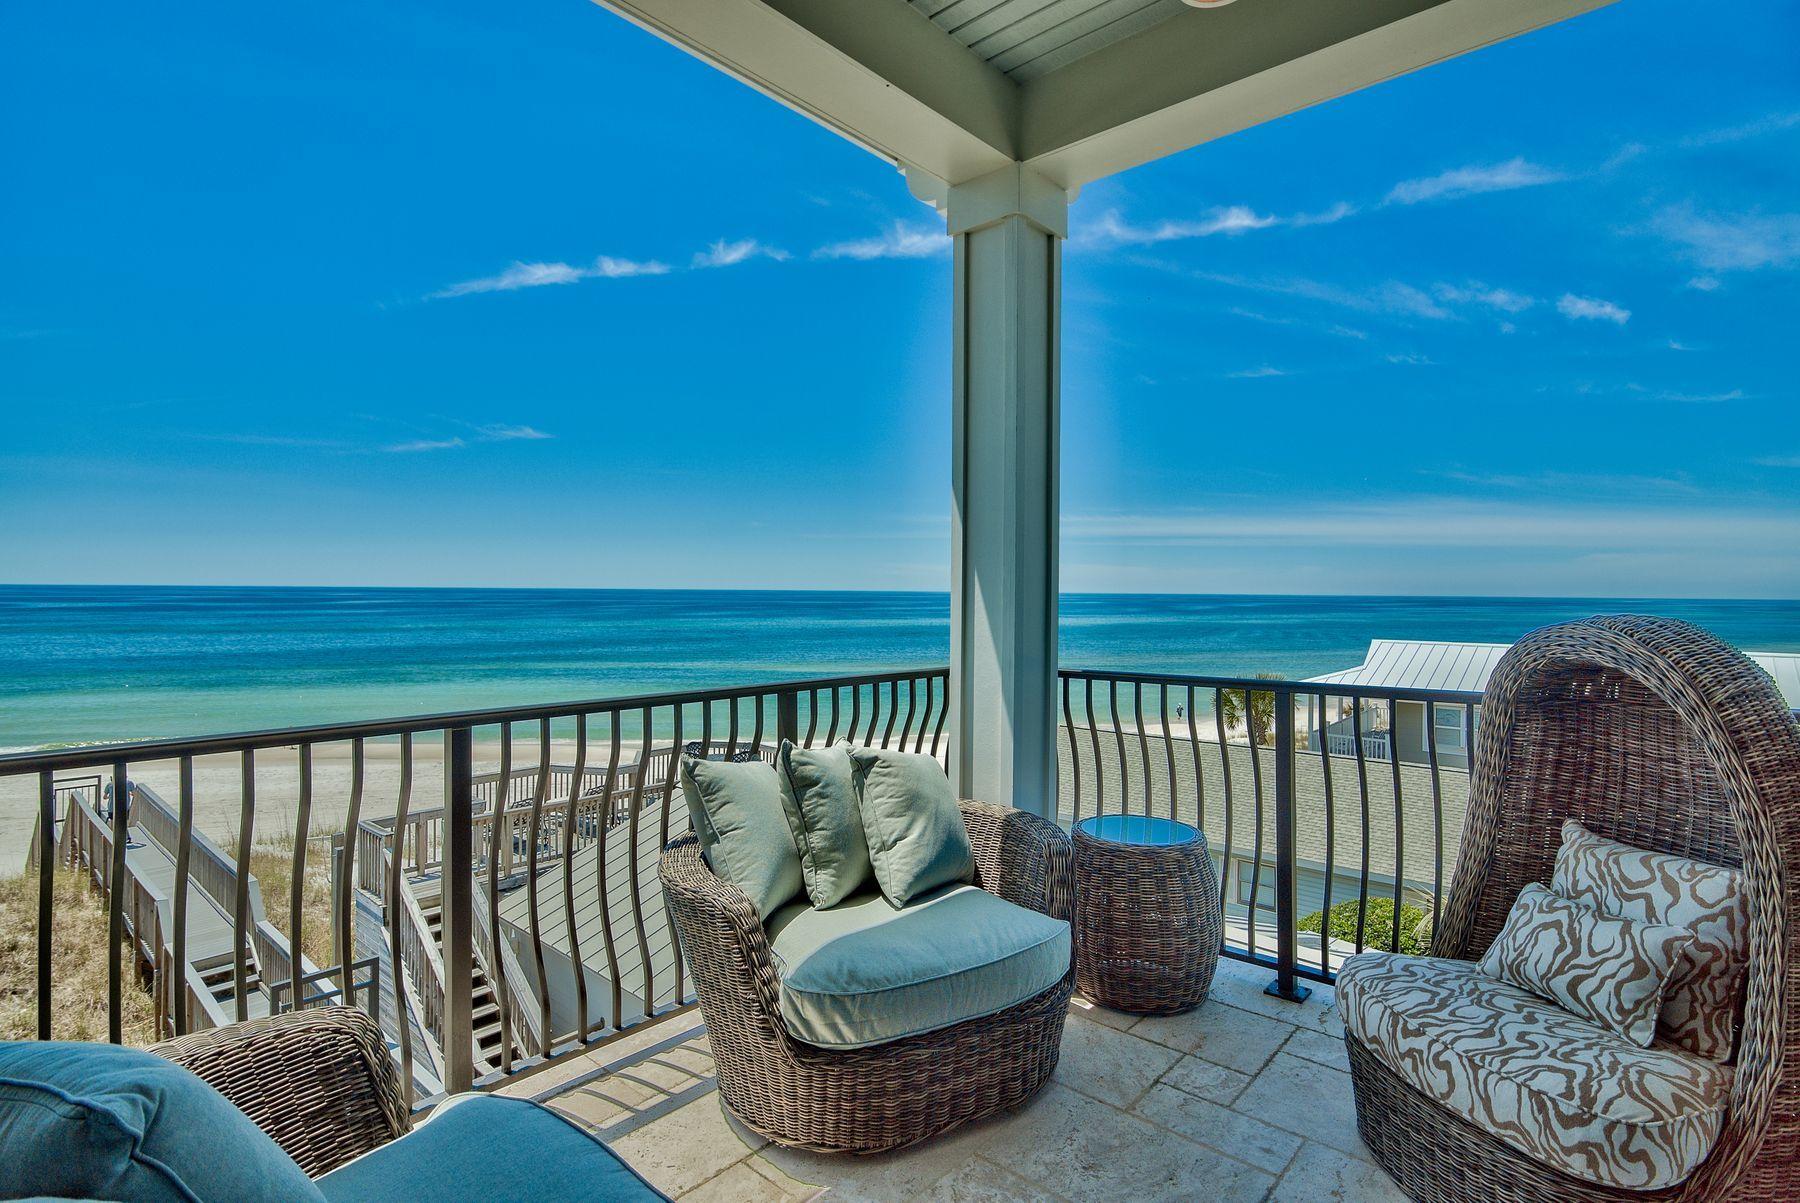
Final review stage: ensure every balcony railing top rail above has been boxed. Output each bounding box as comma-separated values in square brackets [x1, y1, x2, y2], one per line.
[0, 665, 950, 776]
[15, 665, 953, 1107]
[18, 658, 1490, 1107]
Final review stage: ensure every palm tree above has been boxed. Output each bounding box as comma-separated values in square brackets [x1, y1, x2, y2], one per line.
[1217, 672, 1284, 746]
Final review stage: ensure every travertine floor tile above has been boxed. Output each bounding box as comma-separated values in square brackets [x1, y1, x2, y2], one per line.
[1053, 1012, 1182, 1108]
[1161, 1052, 1254, 1105]
[975, 1084, 1274, 1203]
[608, 1094, 766, 1197]
[1271, 1140, 1410, 1202]
[1232, 1052, 1370, 1161]
[1134, 998, 1293, 1073]
[1131, 1081, 1303, 1174]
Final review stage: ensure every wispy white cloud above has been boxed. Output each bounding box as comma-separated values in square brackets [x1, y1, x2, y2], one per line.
[467, 422, 553, 441]
[692, 238, 790, 269]
[1225, 365, 1286, 379]
[386, 437, 466, 453]
[1075, 206, 1278, 248]
[1385, 352, 1434, 366]
[1288, 202, 1358, 228]
[590, 256, 670, 279]
[1687, 276, 1723, 292]
[431, 254, 669, 299]
[1064, 498, 1799, 551]
[1648, 205, 1800, 273]
[1667, 339, 1699, 351]
[1557, 293, 1632, 324]
[379, 420, 555, 453]
[1432, 282, 1536, 313]
[1073, 201, 1356, 249]
[1426, 468, 1697, 495]
[1755, 454, 1800, 468]
[1678, 110, 1800, 148]
[432, 261, 583, 298]
[1383, 158, 1563, 206]
[814, 222, 947, 261]
[1155, 264, 1454, 321]
[1228, 308, 1368, 340]
[202, 432, 350, 450]
[1654, 388, 1745, 403]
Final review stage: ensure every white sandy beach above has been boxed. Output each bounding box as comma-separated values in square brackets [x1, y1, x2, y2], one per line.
[0, 738, 614, 877]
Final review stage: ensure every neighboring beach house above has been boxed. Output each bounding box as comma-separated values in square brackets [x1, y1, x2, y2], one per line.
[1309, 638, 1800, 771]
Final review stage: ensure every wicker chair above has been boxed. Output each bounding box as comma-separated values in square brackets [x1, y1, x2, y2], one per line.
[1349, 616, 1800, 1202]
[153, 1006, 409, 1178]
[659, 799, 1075, 1154]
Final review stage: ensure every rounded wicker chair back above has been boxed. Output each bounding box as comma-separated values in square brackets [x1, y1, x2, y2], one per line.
[1432, 614, 1800, 1200]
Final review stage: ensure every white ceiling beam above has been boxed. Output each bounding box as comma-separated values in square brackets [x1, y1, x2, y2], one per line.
[1018, 0, 1620, 190]
[590, 0, 1020, 185]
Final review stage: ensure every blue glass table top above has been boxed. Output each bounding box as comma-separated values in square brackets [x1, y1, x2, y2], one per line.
[1075, 814, 1201, 847]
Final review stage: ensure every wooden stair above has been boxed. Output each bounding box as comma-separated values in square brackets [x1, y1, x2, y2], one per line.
[195, 950, 267, 1018]
[419, 896, 519, 1074]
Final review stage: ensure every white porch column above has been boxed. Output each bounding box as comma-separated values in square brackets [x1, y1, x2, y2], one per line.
[940, 164, 1068, 818]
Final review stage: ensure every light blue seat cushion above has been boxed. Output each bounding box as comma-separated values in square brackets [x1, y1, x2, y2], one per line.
[765, 885, 1071, 1049]
[0, 1040, 325, 1203]
[317, 1094, 667, 1203]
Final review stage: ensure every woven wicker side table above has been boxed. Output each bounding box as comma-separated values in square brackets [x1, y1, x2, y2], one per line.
[1073, 814, 1221, 1015]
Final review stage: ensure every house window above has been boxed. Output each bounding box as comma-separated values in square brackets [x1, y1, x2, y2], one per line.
[1433, 703, 1467, 751]
[1235, 860, 1276, 911]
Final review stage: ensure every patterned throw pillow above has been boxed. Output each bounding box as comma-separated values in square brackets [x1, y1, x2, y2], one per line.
[1554, 820, 1749, 1062]
[1478, 883, 1693, 1047]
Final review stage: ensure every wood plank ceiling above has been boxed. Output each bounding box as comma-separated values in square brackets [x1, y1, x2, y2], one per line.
[908, 0, 1192, 82]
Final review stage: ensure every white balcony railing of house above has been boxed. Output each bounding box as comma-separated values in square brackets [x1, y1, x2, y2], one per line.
[1317, 729, 1393, 761]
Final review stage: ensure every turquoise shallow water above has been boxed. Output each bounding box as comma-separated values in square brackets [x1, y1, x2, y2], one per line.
[2, 585, 1797, 750]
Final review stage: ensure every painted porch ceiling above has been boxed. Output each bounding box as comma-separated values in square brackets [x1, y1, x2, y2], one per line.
[907, 0, 1190, 83]
[593, 0, 1618, 190]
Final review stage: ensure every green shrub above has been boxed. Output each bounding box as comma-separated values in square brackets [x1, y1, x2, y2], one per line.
[1297, 897, 1430, 955]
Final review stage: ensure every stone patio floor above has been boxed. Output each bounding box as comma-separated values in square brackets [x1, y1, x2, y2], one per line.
[496, 957, 1408, 1202]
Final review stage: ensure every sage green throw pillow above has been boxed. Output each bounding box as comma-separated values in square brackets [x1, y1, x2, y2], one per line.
[776, 741, 871, 908]
[679, 756, 803, 921]
[847, 746, 974, 906]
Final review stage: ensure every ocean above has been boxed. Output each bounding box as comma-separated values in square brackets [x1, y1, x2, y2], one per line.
[3, 585, 1798, 752]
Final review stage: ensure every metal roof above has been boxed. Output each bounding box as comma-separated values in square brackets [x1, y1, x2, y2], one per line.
[908, 0, 1188, 83]
[1307, 640, 1510, 694]
[1310, 639, 1800, 709]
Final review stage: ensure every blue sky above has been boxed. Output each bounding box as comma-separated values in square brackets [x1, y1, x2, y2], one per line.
[3, 0, 1797, 597]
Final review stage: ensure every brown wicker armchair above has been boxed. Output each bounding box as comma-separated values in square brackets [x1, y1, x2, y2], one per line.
[154, 1005, 409, 1178]
[659, 798, 1075, 1154]
[1349, 616, 1800, 1202]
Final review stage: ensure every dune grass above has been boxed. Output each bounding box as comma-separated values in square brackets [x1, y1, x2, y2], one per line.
[0, 866, 159, 1045]
[2, 823, 347, 1044]
[241, 828, 340, 970]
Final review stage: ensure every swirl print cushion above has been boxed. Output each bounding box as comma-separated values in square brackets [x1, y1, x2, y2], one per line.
[1479, 882, 1693, 1047]
[1554, 820, 1749, 1062]
[1338, 952, 1731, 1190]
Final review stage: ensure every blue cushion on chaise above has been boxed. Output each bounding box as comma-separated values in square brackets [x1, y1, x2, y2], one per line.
[1, 1040, 666, 1203]
[0, 1040, 322, 1202]
[316, 1093, 666, 1203]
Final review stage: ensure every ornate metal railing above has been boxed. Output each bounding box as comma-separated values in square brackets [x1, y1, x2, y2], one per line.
[1058, 668, 1481, 999]
[11, 658, 1482, 1092]
[6, 666, 949, 1104]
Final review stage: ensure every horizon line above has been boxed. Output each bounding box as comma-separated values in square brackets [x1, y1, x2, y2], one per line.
[1, 582, 1797, 605]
